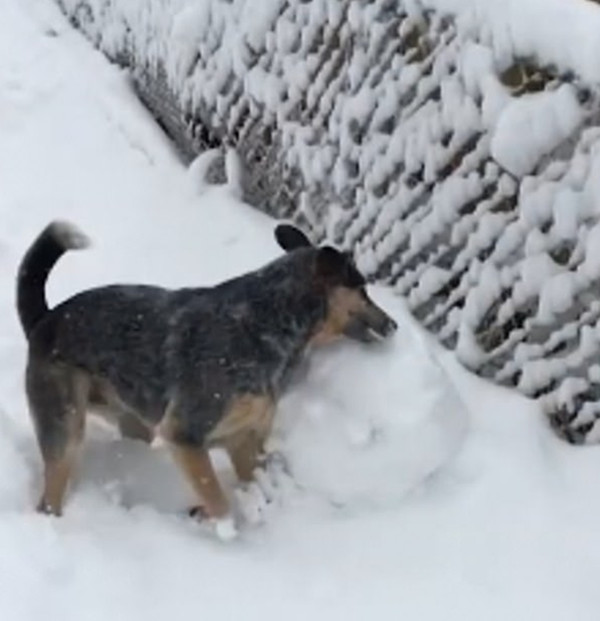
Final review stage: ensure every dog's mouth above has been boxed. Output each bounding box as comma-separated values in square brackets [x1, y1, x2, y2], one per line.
[344, 311, 398, 344]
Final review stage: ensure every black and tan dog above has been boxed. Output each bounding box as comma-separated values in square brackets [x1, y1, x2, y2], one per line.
[17, 221, 396, 530]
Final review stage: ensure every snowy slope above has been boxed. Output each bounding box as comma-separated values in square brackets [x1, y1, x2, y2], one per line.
[2, 1, 600, 620]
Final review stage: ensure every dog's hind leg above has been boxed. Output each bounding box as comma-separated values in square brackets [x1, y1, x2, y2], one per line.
[118, 410, 154, 444]
[26, 359, 89, 516]
[88, 380, 154, 444]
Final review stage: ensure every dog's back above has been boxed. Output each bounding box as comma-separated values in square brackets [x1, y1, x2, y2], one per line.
[18, 226, 321, 427]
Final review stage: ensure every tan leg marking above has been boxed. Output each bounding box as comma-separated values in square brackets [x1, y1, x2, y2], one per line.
[208, 394, 275, 483]
[38, 372, 89, 516]
[37, 448, 77, 516]
[160, 394, 275, 515]
[224, 431, 265, 483]
[207, 394, 275, 444]
[169, 444, 229, 519]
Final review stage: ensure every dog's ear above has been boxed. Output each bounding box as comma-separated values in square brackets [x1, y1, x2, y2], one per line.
[315, 246, 345, 282]
[315, 246, 366, 287]
[275, 224, 312, 252]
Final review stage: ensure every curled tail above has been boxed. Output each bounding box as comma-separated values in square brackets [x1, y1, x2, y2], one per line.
[17, 221, 90, 339]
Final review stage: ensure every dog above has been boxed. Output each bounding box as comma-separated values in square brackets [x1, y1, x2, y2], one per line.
[17, 221, 397, 531]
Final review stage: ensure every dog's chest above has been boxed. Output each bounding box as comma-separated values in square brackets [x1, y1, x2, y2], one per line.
[206, 393, 275, 443]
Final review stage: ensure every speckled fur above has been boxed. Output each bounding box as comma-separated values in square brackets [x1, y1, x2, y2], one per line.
[17, 221, 396, 516]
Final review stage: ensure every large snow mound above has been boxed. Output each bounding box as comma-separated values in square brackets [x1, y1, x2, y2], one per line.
[276, 287, 467, 507]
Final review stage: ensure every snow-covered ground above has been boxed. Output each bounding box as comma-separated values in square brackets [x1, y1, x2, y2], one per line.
[2, 1, 600, 619]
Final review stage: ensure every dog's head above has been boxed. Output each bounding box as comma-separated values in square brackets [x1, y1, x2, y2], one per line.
[275, 224, 397, 344]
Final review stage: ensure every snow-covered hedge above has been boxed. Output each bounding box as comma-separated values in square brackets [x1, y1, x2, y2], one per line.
[56, 0, 600, 444]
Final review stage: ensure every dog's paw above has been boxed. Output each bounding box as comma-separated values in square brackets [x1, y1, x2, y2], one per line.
[187, 505, 209, 520]
[186, 506, 239, 541]
[253, 468, 278, 503]
[235, 482, 269, 526]
[212, 515, 238, 542]
[259, 453, 295, 498]
[263, 451, 289, 475]
[36, 498, 61, 517]
[235, 456, 297, 525]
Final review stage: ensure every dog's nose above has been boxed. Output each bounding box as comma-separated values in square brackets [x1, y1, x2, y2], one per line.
[385, 316, 398, 334]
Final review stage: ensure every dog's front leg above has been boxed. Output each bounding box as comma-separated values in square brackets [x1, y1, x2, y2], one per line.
[224, 431, 265, 483]
[168, 443, 229, 517]
[168, 442, 237, 539]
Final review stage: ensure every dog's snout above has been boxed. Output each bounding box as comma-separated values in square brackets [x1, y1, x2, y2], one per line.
[383, 315, 398, 335]
[373, 311, 397, 338]
[341, 295, 398, 344]
[366, 298, 397, 335]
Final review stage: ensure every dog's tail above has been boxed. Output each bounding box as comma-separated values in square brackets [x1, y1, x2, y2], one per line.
[17, 221, 90, 339]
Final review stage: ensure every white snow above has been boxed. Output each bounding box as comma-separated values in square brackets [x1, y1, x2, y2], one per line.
[490, 85, 584, 177]
[275, 313, 467, 506]
[537, 272, 576, 324]
[2, 1, 600, 620]
[422, 0, 600, 85]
